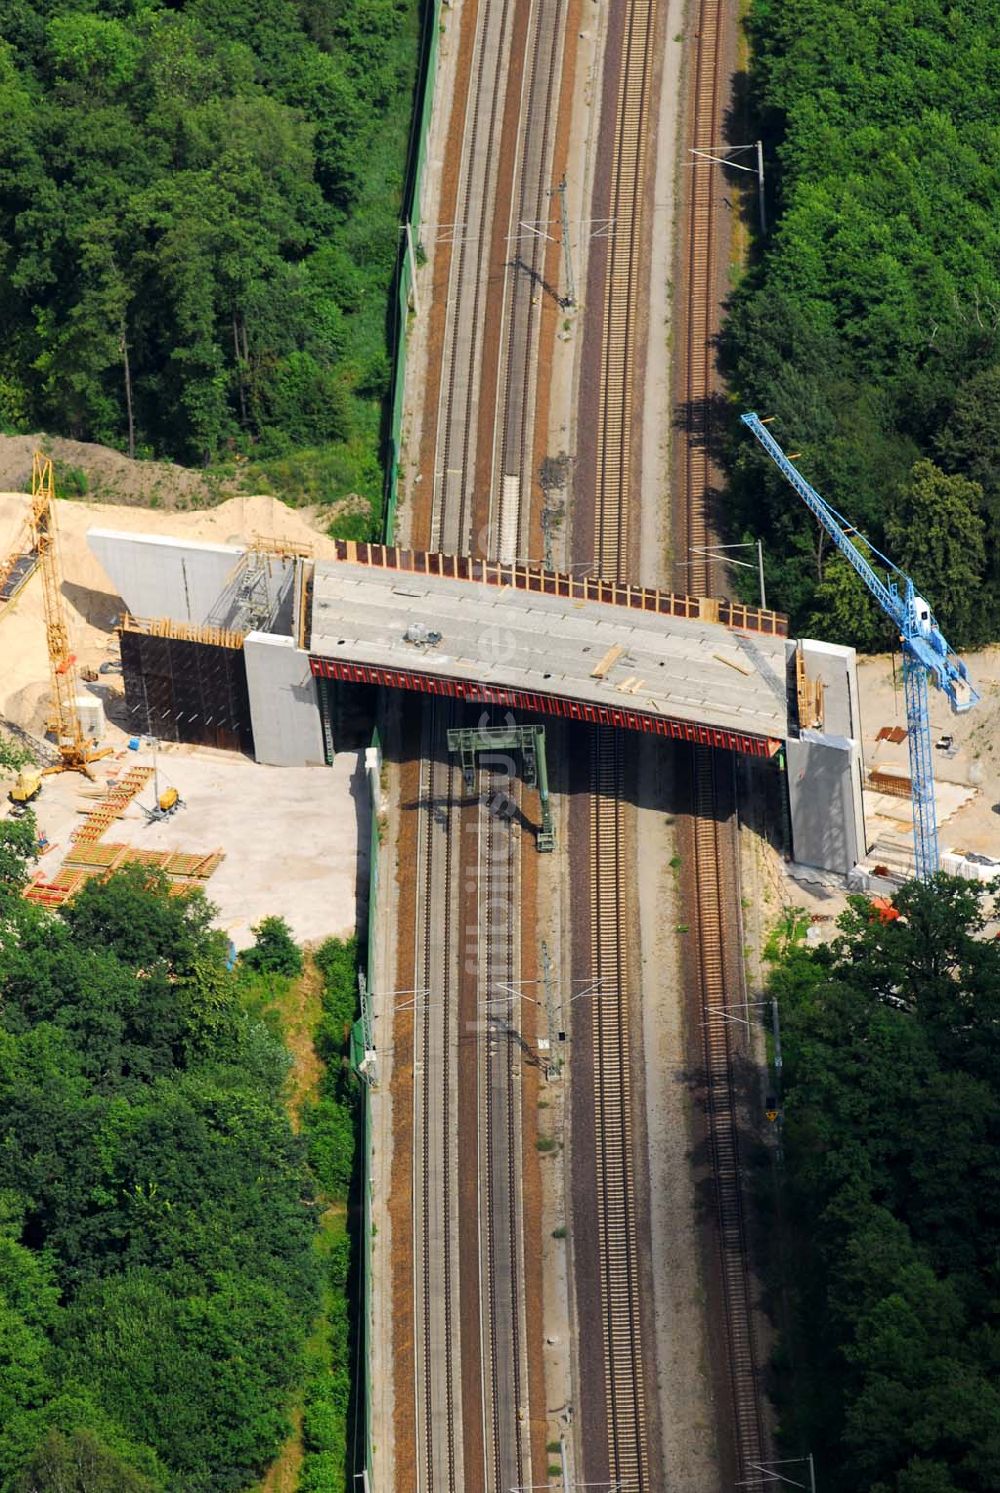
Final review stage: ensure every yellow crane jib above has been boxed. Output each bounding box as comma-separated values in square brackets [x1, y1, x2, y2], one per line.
[30, 452, 112, 778]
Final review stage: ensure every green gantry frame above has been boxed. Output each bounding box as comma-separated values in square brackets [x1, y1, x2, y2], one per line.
[446, 724, 554, 852]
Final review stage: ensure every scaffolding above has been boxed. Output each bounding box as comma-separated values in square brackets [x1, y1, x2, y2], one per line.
[0, 505, 38, 606]
[120, 614, 247, 651]
[208, 535, 312, 634]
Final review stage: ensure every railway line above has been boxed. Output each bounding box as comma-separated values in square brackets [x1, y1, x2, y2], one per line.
[677, 0, 725, 593]
[589, 729, 649, 1485]
[408, 0, 567, 1483]
[432, 0, 513, 554]
[412, 709, 463, 1493]
[690, 747, 768, 1472]
[674, 0, 770, 1477]
[574, 0, 660, 1487]
[411, 711, 531, 1493]
[491, 0, 566, 561]
[593, 0, 656, 581]
[478, 769, 528, 1493]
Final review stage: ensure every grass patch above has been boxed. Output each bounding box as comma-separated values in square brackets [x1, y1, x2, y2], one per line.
[252, 937, 362, 1491]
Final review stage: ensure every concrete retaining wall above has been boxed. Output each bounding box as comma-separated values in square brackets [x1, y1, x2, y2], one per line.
[786, 639, 867, 876]
[786, 733, 866, 875]
[88, 530, 241, 624]
[244, 632, 326, 767]
[87, 529, 295, 631]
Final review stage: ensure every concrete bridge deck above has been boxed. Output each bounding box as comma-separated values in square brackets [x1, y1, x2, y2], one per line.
[309, 546, 790, 756]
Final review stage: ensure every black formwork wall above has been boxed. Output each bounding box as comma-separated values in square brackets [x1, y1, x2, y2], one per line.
[121, 632, 254, 754]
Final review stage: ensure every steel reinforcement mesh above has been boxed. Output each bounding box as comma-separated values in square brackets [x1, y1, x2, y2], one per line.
[121, 630, 254, 754]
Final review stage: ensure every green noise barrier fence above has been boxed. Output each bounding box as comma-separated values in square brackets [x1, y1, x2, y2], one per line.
[384, 0, 442, 543]
[353, 727, 382, 1486]
[358, 0, 441, 1474]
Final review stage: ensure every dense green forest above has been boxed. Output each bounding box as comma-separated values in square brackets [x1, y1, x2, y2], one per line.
[0, 819, 362, 1490]
[767, 879, 1000, 1492]
[0, 0, 419, 515]
[724, 0, 1000, 649]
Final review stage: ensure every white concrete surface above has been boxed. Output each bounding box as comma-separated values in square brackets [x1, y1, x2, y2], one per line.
[786, 640, 868, 875]
[786, 733, 867, 876]
[245, 632, 326, 767]
[17, 744, 367, 949]
[801, 638, 862, 740]
[310, 561, 790, 741]
[88, 529, 241, 624]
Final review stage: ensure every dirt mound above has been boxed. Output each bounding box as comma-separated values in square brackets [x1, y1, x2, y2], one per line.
[0, 433, 242, 509]
[0, 491, 341, 732]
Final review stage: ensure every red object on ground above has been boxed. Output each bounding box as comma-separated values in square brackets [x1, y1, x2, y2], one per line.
[870, 895, 900, 923]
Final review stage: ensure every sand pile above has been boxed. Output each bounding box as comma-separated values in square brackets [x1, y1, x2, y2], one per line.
[0, 492, 340, 734]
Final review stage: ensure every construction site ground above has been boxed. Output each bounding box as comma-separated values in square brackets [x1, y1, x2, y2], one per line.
[857, 648, 1000, 863]
[3, 744, 367, 950]
[752, 646, 1000, 933]
[0, 488, 339, 736]
[0, 487, 367, 950]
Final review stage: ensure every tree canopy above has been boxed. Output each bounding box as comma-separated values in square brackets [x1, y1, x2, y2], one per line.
[0, 0, 418, 514]
[767, 879, 1000, 1491]
[723, 0, 1000, 648]
[0, 860, 322, 1489]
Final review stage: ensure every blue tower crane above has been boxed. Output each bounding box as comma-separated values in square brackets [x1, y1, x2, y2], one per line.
[741, 412, 979, 881]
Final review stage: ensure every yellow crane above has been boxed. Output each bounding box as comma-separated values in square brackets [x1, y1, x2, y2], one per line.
[18, 453, 111, 786]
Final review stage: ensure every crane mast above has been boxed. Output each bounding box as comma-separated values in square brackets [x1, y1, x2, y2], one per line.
[741, 413, 979, 880]
[30, 453, 109, 777]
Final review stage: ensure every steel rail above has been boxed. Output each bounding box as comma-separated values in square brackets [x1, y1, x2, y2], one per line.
[679, 0, 724, 595]
[492, 0, 565, 562]
[593, 0, 656, 582]
[676, 0, 770, 1476]
[412, 706, 461, 1493]
[434, 0, 514, 555]
[590, 728, 649, 1487]
[691, 746, 767, 1473]
[584, 1, 659, 1486]
[479, 768, 528, 1493]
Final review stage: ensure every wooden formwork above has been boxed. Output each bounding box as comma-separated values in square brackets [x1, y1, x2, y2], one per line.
[24, 764, 224, 907]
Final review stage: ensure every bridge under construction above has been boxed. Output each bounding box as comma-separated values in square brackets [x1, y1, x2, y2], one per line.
[88, 526, 865, 877]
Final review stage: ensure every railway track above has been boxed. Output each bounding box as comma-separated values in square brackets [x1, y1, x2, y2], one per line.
[580, 0, 658, 1487]
[594, 0, 655, 581]
[433, 0, 513, 554]
[675, 0, 770, 1476]
[413, 709, 463, 1493]
[492, 0, 565, 561]
[691, 747, 767, 1473]
[478, 768, 528, 1493]
[590, 729, 649, 1486]
[679, 0, 725, 593]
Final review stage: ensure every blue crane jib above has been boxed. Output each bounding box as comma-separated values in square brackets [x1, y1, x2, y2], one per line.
[741, 411, 980, 881]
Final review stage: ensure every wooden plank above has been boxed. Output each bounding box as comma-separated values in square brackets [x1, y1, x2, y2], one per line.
[713, 652, 753, 677]
[591, 643, 625, 679]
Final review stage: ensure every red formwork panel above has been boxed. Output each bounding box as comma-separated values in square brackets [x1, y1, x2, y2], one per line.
[310, 656, 781, 758]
